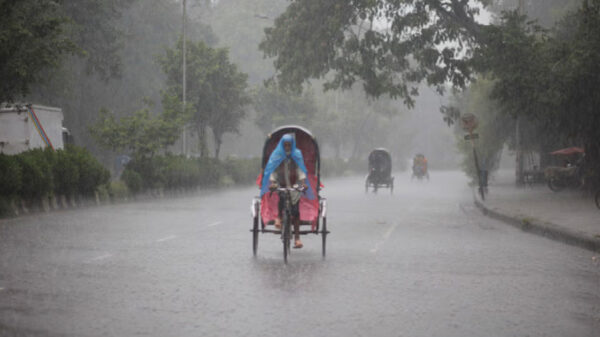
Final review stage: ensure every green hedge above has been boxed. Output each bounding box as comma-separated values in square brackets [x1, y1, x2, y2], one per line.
[0, 146, 110, 210]
[121, 156, 262, 193]
[120, 155, 372, 194]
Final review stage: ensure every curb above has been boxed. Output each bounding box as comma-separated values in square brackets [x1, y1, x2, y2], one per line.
[473, 194, 600, 253]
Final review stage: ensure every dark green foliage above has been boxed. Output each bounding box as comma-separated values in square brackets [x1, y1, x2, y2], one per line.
[473, 1, 600, 185]
[196, 158, 222, 187]
[223, 157, 262, 185]
[0, 153, 22, 196]
[16, 149, 54, 200]
[25, 0, 215, 164]
[69, 146, 110, 196]
[159, 38, 250, 158]
[53, 149, 80, 196]
[90, 103, 187, 160]
[260, 0, 487, 106]
[163, 156, 202, 190]
[0, 0, 77, 101]
[119, 156, 266, 193]
[0, 146, 109, 202]
[252, 82, 317, 134]
[0, 153, 22, 197]
[121, 168, 143, 195]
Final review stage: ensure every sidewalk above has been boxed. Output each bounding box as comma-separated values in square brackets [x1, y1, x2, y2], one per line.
[473, 170, 600, 252]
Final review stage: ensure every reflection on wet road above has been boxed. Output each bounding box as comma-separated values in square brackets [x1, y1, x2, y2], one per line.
[1, 171, 599, 337]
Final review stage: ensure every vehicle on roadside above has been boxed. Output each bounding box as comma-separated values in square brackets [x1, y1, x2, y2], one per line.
[544, 147, 585, 192]
[0, 103, 70, 154]
[365, 148, 394, 194]
[251, 125, 328, 263]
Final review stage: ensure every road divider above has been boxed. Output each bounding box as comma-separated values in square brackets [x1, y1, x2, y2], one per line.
[370, 222, 399, 254]
[85, 253, 113, 263]
[155, 235, 177, 243]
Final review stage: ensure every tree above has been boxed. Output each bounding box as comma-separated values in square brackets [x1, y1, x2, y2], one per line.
[0, 0, 77, 102]
[25, 0, 215, 162]
[251, 82, 317, 134]
[454, 0, 600, 185]
[160, 38, 250, 158]
[197, 0, 290, 85]
[89, 95, 186, 160]
[259, 0, 490, 106]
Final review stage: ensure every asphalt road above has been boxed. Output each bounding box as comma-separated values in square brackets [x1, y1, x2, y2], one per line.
[1, 171, 599, 337]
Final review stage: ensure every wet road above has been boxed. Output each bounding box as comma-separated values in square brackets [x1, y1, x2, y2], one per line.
[1, 171, 599, 337]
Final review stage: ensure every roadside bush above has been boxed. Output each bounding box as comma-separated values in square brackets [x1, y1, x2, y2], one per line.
[197, 158, 221, 187]
[163, 155, 201, 191]
[223, 157, 261, 185]
[121, 168, 143, 194]
[16, 149, 53, 200]
[125, 157, 166, 191]
[65, 146, 110, 197]
[53, 149, 79, 196]
[0, 153, 22, 196]
[108, 180, 130, 200]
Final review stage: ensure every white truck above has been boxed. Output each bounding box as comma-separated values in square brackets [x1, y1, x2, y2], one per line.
[0, 103, 68, 155]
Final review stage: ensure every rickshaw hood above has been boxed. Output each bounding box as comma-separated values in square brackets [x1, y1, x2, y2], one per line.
[260, 134, 315, 199]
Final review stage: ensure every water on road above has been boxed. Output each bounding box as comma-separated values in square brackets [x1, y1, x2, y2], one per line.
[1, 171, 598, 337]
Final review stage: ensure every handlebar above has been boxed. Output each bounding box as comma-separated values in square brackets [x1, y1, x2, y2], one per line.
[272, 184, 306, 193]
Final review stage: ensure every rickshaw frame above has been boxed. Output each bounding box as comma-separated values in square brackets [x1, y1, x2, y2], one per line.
[251, 125, 329, 262]
[365, 148, 394, 194]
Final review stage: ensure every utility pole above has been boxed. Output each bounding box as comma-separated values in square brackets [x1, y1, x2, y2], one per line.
[182, 0, 187, 156]
[515, 0, 525, 186]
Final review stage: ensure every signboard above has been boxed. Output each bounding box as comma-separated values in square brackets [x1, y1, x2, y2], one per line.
[460, 113, 478, 133]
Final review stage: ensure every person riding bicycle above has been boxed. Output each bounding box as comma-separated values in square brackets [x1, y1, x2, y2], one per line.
[412, 153, 428, 177]
[260, 134, 314, 249]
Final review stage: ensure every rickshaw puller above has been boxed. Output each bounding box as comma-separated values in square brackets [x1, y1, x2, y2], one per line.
[262, 134, 312, 249]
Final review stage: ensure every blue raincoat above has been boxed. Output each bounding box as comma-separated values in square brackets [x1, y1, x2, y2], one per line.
[260, 134, 315, 200]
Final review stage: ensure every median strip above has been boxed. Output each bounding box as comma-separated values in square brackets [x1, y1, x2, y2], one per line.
[155, 235, 177, 243]
[370, 222, 399, 254]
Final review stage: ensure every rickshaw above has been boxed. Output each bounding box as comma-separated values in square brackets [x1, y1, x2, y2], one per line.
[544, 147, 586, 192]
[251, 125, 328, 263]
[412, 153, 429, 181]
[365, 148, 394, 193]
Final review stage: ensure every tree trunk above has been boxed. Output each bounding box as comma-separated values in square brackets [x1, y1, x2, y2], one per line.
[214, 131, 222, 159]
[197, 123, 208, 158]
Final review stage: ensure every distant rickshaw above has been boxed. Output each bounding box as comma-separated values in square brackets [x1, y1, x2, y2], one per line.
[251, 125, 328, 263]
[365, 148, 394, 193]
[412, 153, 429, 181]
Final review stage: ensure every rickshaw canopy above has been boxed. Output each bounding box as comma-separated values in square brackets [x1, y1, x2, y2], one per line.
[549, 147, 584, 156]
[368, 148, 392, 173]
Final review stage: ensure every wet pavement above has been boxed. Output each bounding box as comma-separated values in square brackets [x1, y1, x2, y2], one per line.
[1, 171, 599, 337]
[479, 170, 600, 247]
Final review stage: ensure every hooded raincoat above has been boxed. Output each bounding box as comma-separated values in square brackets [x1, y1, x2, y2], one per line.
[260, 134, 315, 200]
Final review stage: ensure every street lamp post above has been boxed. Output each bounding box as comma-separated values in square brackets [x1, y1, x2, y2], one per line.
[182, 0, 187, 156]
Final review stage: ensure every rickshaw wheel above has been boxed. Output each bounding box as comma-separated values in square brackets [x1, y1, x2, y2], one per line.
[252, 216, 259, 257]
[322, 217, 327, 259]
[283, 218, 291, 264]
[547, 178, 565, 192]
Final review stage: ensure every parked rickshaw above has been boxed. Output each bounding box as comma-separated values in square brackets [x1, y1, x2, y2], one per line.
[365, 148, 394, 193]
[544, 147, 586, 192]
[251, 125, 328, 263]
